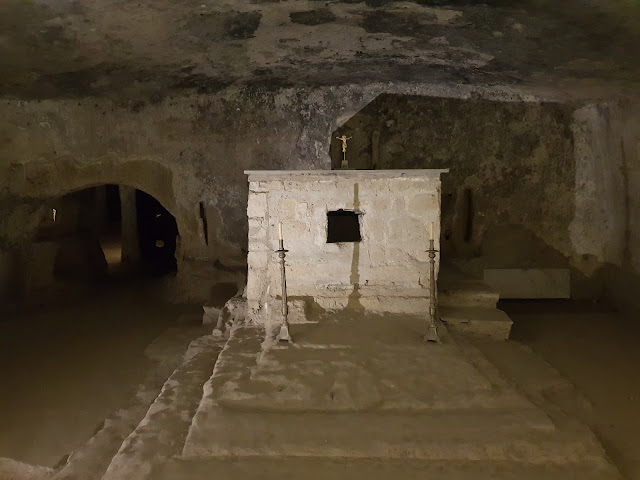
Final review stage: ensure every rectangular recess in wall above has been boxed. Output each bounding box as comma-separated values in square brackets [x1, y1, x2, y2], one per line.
[327, 210, 361, 243]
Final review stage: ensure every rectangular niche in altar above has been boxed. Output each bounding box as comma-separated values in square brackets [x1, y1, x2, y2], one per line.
[244, 169, 448, 322]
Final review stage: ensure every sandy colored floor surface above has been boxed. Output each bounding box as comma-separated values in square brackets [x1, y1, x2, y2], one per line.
[0, 279, 204, 467]
[0, 293, 637, 479]
[502, 301, 640, 480]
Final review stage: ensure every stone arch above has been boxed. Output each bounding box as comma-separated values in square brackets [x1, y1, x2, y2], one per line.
[13, 158, 177, 220]
[6, 157, 201, 255]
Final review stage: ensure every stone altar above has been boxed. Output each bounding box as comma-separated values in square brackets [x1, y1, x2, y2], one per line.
[245, 169, 448, 324]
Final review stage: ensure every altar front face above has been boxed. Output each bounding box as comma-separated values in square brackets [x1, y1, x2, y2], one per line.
[244, 169, 447, 323]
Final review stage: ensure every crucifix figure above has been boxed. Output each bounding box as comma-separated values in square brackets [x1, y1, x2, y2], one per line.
[336, 135, 352, 169]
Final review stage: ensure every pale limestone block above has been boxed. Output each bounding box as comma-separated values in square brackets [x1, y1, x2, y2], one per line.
[393, 196, 407, 212]
[247, 251, 268, 269]
[359, 284, 427, 298]
[277, 198, 298, 218]
[286, 222, 312, 245]
[362, 216, 386, 242]
[360, 296, 429, 314]
[246, 272, 267, 301]
[294, 202, 308, 219]
[305, 180, 337, 193]
[248, 219, 266, 241]
[405, 226, 429, 249]
[360, 265, 421, 286]
[247, 193, 268, 218]
[312, 282, 354, 294]
[418, 274, 432, 289]
[385, 247, 413, 265]
[249, 181, 269, 193]
[249, 240, 270, 252]
[248, 218, 263, 229]
[366, 247, 387, 266]
[266, 261, 282, 283]
[389, 216, 423, 242]
[408, 193, 439, 213]
[371, 195, 392, 212]
[386, 178, 412, 192]
[314, 296, 349, 311]
[266, 180, 285, 191]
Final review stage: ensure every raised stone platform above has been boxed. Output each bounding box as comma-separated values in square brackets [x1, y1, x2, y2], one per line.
[439, 269, 500, 309]
[438, 268, 512, 339]
[157, 457, 621, 480]
[182, 312, 615, 474]
[440, 306, 513, 340]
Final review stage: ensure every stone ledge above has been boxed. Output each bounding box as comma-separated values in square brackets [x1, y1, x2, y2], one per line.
[245, 169, 449, 182]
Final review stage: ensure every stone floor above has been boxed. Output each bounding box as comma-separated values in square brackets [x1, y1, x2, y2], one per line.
[169, 313, 619, 479]
[502, 301, 640, 480]
[1, 295, 637, 480]
[0, 280, 204, 466]
[0, 278, 210, 480]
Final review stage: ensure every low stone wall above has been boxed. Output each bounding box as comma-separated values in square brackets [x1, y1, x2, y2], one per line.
[245, 170, 446, 323]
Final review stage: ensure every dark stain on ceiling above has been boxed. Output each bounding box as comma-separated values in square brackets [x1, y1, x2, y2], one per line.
[0, 0, 639, 99]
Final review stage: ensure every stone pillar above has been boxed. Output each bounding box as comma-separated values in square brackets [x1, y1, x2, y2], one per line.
[119, 186, 140, 266]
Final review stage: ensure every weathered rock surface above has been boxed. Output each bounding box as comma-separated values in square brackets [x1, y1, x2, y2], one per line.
[1, 0, 640, 99]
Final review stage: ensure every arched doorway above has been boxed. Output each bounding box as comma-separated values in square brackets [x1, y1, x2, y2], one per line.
[0, 184, 192, 469]
[27, 184, 179, 301]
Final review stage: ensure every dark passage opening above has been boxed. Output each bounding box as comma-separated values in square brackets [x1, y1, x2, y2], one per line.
[136, 190, 178, 276]
[327, 210, 362, 243]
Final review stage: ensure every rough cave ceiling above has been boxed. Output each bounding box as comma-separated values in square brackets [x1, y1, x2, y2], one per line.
[1, 0, 640, 99]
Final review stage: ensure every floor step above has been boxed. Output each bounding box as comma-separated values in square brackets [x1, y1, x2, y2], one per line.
[440, 306, 513, 340]
[51, 325, 208, 480]
[100, 335, 226, 480]
[439, 271, 500, 309]
[183, 407, 604, 463]
[154, 457, 622, 480]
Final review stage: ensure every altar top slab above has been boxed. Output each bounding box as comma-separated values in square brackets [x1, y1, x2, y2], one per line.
[245, 169, 449, 182]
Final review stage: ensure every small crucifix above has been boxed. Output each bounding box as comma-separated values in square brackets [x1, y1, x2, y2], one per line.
[336, 134, 352, 169]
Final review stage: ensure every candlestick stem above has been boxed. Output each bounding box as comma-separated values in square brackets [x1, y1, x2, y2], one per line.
[276, 237, 291, 343]
[426, 238, 440, 343]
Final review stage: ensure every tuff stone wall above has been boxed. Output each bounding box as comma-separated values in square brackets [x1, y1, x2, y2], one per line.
[1, 85, 637, 309]
[0, 83, 566, 305]
[330, 95, 576, 279]
[327, 94, 640, 308]
[245, 170, 446, 323]
[571, 101, 640, 312]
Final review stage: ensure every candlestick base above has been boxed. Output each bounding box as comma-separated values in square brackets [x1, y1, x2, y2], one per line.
[425, 323, 440, 343]
[276, 323, 292, 343]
